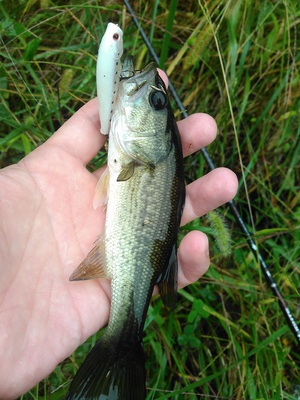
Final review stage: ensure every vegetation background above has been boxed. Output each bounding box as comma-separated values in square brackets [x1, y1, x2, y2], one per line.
[0, 0, 299, 398]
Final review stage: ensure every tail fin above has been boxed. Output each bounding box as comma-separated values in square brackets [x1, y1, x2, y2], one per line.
[65, 333, 146, 400]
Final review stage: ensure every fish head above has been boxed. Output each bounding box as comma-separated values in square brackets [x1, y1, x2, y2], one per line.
[112, 61, 172, 166]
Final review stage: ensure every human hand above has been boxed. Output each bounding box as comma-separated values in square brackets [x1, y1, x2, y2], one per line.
[0, 74, 237, 399]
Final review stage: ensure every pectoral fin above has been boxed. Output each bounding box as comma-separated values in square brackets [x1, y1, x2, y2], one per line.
[156, 245, 178, 308]
[93, 168, 110, 210]
[117, 161, 136, 182]
[70, 236, 108, 281]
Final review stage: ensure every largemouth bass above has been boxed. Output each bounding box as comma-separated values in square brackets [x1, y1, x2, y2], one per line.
[66, 59, 185, 400]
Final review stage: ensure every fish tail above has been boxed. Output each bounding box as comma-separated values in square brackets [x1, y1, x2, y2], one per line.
[65, 332, 146, 400]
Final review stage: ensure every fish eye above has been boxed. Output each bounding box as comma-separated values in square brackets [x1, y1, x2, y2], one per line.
[113, 33, 119, 41]
[149, 90, 168, 110]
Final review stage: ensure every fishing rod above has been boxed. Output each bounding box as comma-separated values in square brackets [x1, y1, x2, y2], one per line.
[123, 0, 300, 345]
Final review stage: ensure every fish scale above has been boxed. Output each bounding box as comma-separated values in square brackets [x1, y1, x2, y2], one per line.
[66, 60, 185, 400]
[106, 156, 176, 334]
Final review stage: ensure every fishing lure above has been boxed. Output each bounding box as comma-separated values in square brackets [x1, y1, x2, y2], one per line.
[96, 22, 123, 135]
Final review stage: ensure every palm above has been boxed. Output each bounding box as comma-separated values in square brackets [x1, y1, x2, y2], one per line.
[0, 121, 111, 396]
[0, 97, 237, 399]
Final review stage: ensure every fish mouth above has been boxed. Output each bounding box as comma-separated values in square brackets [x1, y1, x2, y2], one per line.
[122, 61, 157, 99]
[132, 62, 157, 82]
[129, 61, 157, 81]
[122, 58, 157, 82]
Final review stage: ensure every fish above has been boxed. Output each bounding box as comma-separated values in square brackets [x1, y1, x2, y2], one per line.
[65, 58, 185, 399]
[97, 22, 123, 135]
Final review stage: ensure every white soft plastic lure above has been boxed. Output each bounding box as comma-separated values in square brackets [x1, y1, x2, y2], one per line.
[96, 22, 123, 135]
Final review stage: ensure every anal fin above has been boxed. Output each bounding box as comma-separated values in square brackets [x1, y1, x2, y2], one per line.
[70, 236, 108, 281]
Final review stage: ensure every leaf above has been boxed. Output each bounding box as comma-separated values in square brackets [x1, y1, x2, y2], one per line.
[190, 336, 201, 348]
[21, 134, 32, 155]
[193, 299, 210, 319]
[23, 38, 41, 61]
[0, 128, 23, 147]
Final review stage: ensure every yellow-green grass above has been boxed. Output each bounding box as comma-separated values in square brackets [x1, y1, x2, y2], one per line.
[1, 1, 299, 399]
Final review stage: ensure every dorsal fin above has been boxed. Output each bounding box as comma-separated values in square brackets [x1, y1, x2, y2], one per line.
[156, 245, 178, 308]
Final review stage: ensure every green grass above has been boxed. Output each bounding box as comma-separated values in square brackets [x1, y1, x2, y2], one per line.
[1, 0, 299, 399]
